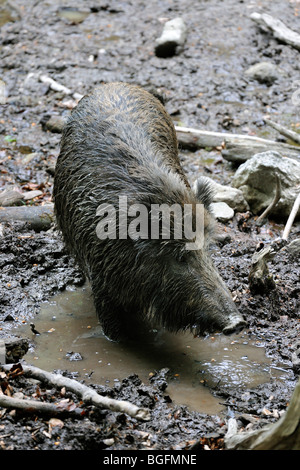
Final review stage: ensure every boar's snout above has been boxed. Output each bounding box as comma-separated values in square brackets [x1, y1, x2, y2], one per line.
[191, 254, 247, 336]
[222, 315, 247, 335]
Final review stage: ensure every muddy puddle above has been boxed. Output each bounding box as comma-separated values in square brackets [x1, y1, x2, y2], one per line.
[17, 285, 288, 415]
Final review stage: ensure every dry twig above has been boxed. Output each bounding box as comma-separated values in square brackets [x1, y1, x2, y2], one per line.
[174, 125, 300, 162]
[39, 75, 83, 101]
[1, 363, 150, 421]
[255, 175, 282, 225]
[282, 191, 300, 241]
[264, 118, 300, 146]
[0, 394, 84, 418]
[250, 12, 300, 51]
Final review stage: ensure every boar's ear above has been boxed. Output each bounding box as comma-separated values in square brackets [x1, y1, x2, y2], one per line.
[193, 177, 214, 209]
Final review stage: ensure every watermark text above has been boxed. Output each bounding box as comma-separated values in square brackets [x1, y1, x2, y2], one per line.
[96, 196, 205, 250]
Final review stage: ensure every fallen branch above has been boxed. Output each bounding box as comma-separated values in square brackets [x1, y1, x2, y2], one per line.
[37, 77, 300, 162]
[221, 140, 300, 163]
[174, 125, 300, 162]
[1, 363, 150, 421]
[175, 125, 290, 147]
[39, 75, 83, 101]
[250, 12, 300, 51]
[0, 204, 54, 231]
[255, 175, 282, 225]
[0, 394, 84, 418]
[264, 118, 300, 145]
[225, 377, 300, 450]
[282, 191, 300, 241]
[286, 238, 300, 257]
[38, 77, 300, 162]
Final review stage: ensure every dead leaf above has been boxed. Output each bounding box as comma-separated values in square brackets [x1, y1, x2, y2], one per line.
[48, 418, 64, 433]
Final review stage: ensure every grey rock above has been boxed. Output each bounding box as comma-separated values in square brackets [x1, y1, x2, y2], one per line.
[211, 202, 234, 222]
[245, 61, 280, 85]
[286, 238, 300, 256]
[44, 115, 66, 133]
[155, 17, 187, 57]
[232, 151, 300, 219]
[0, 189, 24, 207]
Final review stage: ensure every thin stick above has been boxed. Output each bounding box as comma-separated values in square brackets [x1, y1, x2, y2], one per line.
[174, 126, 300, 154]
[282, 192, 300, 241]
[174, 124, 288, 144]
[256, 175, 282, 225]
[1, 364, 150, 421]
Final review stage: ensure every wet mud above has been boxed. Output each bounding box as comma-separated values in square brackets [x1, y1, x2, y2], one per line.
[18, 285, 288, 415]
[0, 0, 299, 451]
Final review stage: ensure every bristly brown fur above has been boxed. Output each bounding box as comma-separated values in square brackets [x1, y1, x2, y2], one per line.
[53, 82, 246, 341]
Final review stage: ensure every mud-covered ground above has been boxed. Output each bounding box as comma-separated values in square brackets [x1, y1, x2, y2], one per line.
[0, 0, 299, 451]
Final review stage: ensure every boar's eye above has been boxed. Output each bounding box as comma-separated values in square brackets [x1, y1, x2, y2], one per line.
[177, 250, 193, 264]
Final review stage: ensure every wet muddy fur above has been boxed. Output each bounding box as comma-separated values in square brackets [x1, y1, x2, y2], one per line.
[54, 82, 246, 340]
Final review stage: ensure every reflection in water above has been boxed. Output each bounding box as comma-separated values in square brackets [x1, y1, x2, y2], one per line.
[19, 285, 286, 414]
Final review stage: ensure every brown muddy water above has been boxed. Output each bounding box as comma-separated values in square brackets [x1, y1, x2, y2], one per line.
[19, 285, 287, 415]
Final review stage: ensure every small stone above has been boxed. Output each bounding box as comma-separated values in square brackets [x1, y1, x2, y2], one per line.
[23, 190, 43, 201]
[245, 62, 279, 85]
[286, 238, 300, 256]
[211, 202, 234, 222]
[232, 151, 300, 218]
[66, 351, 83, 361]
[103, 438, 115, 446]
[44, 115, 66, 133]
[4, 314, 15, 322]
[57, 7, 89, 24]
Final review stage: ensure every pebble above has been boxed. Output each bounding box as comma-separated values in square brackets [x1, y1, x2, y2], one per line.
[211, 202, 234, 222]
[45, 115, 66, 133]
